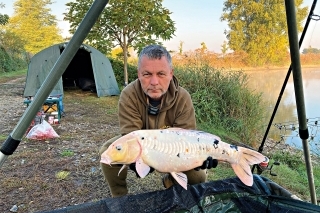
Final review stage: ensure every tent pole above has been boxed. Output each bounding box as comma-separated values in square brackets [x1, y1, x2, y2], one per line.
[0, 0, 110, 168]
[285, 0, 317, 204]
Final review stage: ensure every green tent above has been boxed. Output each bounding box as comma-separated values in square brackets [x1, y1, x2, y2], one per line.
[23, 42, 120, 97]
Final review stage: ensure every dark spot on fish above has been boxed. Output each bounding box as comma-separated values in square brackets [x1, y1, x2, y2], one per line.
[141, 137, 144, 140]
[230, 145, 238, 151]
[197, 137, 200, 142]
[213, 139, 219, 149]
[177, 153, 180, 157]
[222, 149, 226, 154]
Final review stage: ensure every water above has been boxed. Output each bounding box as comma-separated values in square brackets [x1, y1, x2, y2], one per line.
[246, 67, 320, 156]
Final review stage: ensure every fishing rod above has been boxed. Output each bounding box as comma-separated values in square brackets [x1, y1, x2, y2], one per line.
[253, 0, 318, 167]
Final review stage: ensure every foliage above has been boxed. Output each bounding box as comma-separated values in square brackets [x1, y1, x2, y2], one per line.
[64, 0, 176, 85]
[0, 3, 9, 25]
[55, 171, 70, 181]
[0, 29, 28, 73]
[0, 45, 27, 73]
[302, 46, 320, 54]
[174, 63, 265, 147]
[61, 150, 74, 157]
[221, 0, 308, 66]
[270, 150, 303, 169]
[6, 0, 63, 54]
[109, 58, 138, 87]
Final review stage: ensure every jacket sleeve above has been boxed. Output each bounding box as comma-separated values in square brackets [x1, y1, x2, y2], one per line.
[118, 90, 143, 135]
[172, 88, 196, 129]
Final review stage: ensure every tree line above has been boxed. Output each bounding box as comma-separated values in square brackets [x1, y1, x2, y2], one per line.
[0, 0, 318, 78]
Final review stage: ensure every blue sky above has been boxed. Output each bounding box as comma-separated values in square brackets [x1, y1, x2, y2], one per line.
[1, 0, 319, 53]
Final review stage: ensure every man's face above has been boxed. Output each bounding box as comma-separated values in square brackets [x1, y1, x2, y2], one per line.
[138, 56, 173, 100]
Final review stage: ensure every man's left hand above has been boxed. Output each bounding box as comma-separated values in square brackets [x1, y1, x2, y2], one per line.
[194, 156, 218, 170]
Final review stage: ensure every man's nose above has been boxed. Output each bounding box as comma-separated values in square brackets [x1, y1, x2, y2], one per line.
[150, 75, 159, 85]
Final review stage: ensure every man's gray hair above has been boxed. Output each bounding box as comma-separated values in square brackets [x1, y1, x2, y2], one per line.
[138, 44, 172, 69]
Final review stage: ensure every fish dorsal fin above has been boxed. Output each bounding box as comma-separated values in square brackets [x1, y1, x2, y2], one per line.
[135, 157, 151, 178]
[170, 172, 188, 190]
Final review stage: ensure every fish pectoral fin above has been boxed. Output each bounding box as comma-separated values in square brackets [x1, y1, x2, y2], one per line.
[170, 172, 188, 190]
[135, 158, 150, 178]
[118, 164, 127, 176]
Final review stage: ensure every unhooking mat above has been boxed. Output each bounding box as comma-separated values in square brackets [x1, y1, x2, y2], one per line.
[39, 175, 320, 213]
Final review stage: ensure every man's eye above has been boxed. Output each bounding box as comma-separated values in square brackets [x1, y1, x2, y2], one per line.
[143, 73, 151, 76]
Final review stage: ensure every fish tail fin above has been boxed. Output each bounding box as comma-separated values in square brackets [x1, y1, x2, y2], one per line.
[231, 147, 269, 186]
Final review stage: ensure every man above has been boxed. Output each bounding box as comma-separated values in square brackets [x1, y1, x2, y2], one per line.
[99, 44, 217, 197]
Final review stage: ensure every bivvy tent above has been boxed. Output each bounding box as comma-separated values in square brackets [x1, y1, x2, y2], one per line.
[23, 42, 120, 98]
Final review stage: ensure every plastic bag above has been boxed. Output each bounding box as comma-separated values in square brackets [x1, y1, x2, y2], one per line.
[26, 120, 59, 140]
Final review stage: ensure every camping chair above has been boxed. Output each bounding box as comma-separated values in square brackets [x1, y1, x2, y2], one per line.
[24, 95, 64, 123]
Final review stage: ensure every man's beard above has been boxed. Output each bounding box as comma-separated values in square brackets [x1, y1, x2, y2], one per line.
[144, 89, 166, 100]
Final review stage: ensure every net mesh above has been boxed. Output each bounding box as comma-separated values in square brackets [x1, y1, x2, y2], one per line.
[39, 175, 320, 213]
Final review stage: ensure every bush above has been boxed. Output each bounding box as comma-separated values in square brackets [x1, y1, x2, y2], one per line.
[108, 57, 138, 87]
[175, 63, 265, 146]
[0, 46, 27, 73]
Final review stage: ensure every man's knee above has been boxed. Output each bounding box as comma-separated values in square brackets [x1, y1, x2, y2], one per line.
[185, 169, 207, 184]
[99, 135, 128, 197]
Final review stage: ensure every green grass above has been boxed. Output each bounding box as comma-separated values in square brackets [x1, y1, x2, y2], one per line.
[60, 150, 74, 157]
[0, 69, 27, 83]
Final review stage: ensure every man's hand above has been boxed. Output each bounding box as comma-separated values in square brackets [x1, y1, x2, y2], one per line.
[194, 156, 218, 170]
[129, 163, 155, 178]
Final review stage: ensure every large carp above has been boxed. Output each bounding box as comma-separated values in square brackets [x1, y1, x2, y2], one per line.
[100, 128, 268, 189]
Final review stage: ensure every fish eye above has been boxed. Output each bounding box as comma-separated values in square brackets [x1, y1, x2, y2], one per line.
[116, 145, 122, 151]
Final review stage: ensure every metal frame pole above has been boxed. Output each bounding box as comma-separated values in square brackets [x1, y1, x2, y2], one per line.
[285, 0, 317, 204]
[0, 0, 109, 168]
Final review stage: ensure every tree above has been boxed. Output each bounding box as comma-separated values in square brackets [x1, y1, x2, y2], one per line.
[0, 3, 9, 26]
[178, 41, 184, 55]
[221, 0, 308, 66]
[302, 46, 320, 54]
[64, 0, 176, 85]
[6, 0, 63, 54]
[221, 40, 228, 56]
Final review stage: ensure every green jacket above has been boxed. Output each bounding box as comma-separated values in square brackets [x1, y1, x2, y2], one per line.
[118, 76, 196, 135]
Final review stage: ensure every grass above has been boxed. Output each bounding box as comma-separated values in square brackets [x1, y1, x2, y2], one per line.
[55, 171, 71, 181]
[0, 69, 27, 83]
[61, 150, 74, 157]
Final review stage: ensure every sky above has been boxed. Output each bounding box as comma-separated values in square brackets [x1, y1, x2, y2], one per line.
[1, 0, 319, 53]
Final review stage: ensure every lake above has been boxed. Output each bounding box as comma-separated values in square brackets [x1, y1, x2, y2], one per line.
[246, 67, 320, 156]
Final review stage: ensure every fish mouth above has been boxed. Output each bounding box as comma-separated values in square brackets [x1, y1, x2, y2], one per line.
[100, 157, 112, 165]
